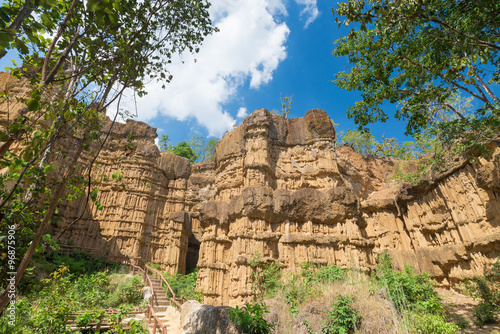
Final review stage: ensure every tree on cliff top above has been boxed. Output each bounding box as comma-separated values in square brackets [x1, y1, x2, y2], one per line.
[0, 0, 216, 316]
[332, 0, 500, 155]
[159, 134, 219, 162]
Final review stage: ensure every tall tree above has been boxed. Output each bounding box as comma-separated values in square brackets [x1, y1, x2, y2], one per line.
[188, 136, 219, 162]
[0, 0, 216, 316]
[332, 0, 500, 153]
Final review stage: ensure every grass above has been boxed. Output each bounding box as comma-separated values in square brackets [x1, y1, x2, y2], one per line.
[252, 253, 460, 334]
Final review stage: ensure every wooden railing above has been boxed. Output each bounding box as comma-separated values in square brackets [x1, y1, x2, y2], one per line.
[66, 309, 144, 332]
[130, 262, 168, 333]
[145, 265, 187, 308]
[55, 245, 185, 333]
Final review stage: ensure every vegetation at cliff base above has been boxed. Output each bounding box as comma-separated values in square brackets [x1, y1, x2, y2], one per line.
[248, 252, 463, 333]
[0, 248, 147, 333]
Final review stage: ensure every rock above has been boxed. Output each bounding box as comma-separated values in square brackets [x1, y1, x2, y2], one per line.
[180, 300, 241, 334]
[2, 73, 497, 309]
[143, 287, 152, 301]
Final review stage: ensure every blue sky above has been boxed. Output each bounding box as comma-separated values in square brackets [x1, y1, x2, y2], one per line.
[118, 0, 412, 147]
[0, 0, 413, 146]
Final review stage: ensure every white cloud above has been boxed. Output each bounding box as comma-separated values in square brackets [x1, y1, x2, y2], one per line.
[237, 107, 248, 118]
[118, 0, 290, 137]
[295, 0, 319, 28]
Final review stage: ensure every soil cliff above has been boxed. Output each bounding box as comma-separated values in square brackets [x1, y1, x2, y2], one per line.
[55, 108, 499, 307]
[1, 73, 499, 307]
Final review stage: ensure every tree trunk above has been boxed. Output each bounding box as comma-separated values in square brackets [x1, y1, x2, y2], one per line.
[0, 141, 84, 316]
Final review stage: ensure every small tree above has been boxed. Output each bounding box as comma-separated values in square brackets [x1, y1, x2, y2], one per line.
[170, 141, 198, 163]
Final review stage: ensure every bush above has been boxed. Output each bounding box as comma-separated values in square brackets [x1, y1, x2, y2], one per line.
[300, 263, 345, 285]
[250, 254, 282, 298]
[228, 301, 275, 334]
[73, 271, 110, 308]
[474, 301, 496, 327]
[162, 269, 203, 302]
[471, 258, 500, 327]
[317, 265, 345, 283]
[408, 312, 459, 334]
[107, 275, 144, 307]
[321, 295, 361, 334]
[376, 251, 441, 314]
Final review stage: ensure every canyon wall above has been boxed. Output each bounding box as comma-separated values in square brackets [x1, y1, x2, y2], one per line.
[56, 108, 499, 307]
[1, 73, 499, 306]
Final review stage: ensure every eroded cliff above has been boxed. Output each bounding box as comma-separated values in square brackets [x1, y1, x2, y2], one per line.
[1, 71, 498, 307]
[55, 108, 500, 306]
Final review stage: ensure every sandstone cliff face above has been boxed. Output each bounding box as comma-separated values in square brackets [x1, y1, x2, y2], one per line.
[47, 109, 500, 306]
[1, 72, 498, 307]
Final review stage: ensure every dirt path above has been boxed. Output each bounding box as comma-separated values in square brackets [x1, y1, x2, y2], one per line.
[437, 288, 500, 334]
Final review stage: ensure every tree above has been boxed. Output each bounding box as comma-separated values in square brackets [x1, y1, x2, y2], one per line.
[188, 136, 219, 162]
[270, 95, 293, 119]
[170, 140, 198, 163]
[161, 135, 219, 162]
[332, 0, 500, 154]
[158, 134, 173, 153]
[0, 0, 216, 316]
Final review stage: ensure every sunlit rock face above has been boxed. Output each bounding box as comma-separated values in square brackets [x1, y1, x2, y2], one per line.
[52, 108, 500, 306]
[2, 73, 496, 308]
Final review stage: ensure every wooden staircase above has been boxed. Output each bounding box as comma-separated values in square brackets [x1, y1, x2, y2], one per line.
[129, 263, 185, 334]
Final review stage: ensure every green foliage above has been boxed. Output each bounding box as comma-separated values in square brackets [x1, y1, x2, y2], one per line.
[376, 251, 441, 314]
[375, 251, 458, 333]
[332, 0, 500, 156]
[169, 140, 198, 163]
[0, 265, 146, 333]
[158, 134, 173, 153]
[338, 128, 440, 160]
[160, 135, 219, 162]
[300, 262, 345, 285]
[46, 250, 108, 276]
[107, 275, 144, 308]
[321, 295, 361, 334]
[470, 257, 500, 327]
[271, 95, 293, 119]
[407, 312, 459, 334]
[162, 269, 203, 302]
[283, 263, 346, 317]
[188, 136, 220, 162]
[228, 301, 275, 334]
[284, 274, 309, 317]
[250, 253, 282, 298]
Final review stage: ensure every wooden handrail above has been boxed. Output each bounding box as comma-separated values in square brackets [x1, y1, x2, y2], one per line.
[145, 266, 175, 296]
[147, 304, 167, 334]
[55, 245, 187, 333]
[131, 263, 169, 333]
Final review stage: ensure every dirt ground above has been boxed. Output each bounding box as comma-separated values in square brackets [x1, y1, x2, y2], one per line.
[438, 288, 500, 334]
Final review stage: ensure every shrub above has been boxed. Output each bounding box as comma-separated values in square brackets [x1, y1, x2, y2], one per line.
[228, 301, 275, 334]
[321, 295, 361, 334]
[376, 251, 441, 314]
[471, 258, 500, 327]
[250, 253, 282, 298]
[107, 275, 144, 307]
[408, 312, 459, 334]
[72, 271, 111, 308]
[284, 274, 309, 317]
[317, 265, 345, 283]
[162, 269, 203, 302]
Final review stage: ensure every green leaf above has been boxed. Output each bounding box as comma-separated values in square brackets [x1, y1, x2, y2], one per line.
[26, 98, 39, 111]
